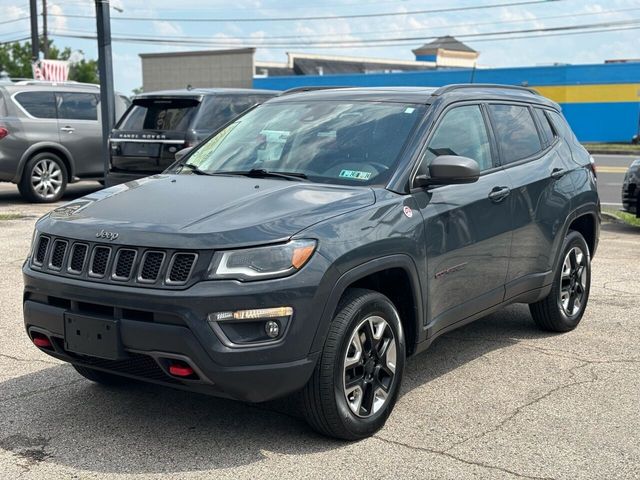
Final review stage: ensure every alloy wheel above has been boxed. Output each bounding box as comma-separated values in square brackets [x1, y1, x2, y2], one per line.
[31, 159, 63, 200]
[343, 315, 397, 418]
[559, 246, 587, 317]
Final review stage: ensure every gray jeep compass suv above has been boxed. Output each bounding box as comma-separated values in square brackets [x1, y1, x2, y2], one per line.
[0, 81, 129, 202]
[23, 85, 600, 440]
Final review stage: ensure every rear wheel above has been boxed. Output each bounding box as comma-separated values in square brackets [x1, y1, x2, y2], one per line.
[72, 365, 132, 386]
[530, 230, 591, 332]
[18, 152, 67, 203]
[301, 288, 405, 440]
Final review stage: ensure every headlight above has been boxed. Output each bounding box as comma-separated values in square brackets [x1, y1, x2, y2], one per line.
[208, 239, 316, 281]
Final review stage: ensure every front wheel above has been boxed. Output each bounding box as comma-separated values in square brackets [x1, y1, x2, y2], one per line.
[301, 288, 405, 440]
[530, 230, 591, 332]
[18, 152, 68, 203]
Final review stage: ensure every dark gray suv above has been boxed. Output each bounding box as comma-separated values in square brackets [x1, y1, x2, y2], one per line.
[0, 81, 129, 202]
[23, 85, 600, 440]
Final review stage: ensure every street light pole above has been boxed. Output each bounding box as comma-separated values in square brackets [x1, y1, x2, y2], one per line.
[29, 0, 39, 62]
[95, 0, 115, 184]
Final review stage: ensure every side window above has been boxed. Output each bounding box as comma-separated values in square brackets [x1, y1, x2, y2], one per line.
[533, 108, 555, 146]
[421, 104, 493, 172]
[195, 96, 257, 131]
[488, 104, 542, 164]
[14, 91, 57, 119]
[57, 92, 98, 120]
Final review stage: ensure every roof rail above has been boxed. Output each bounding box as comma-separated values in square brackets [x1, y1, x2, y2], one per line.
[12, 80, 100, 89]
[432, 83, 539, 96]
[281, 85, 349, 96]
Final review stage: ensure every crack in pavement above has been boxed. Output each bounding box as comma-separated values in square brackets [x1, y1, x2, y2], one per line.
[373, 435, 556, 480]
[442, 363, 598, 453]
[0, 353, 59, 366]
[0, 379, 83, 404]
[447, 334, 640, 365]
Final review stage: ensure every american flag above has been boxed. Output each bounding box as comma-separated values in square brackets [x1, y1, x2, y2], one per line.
[32, 60, 70, 82]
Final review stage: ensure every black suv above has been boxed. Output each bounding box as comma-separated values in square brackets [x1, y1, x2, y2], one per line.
[23, 85, 600, 440]
[107, 88, 278, 186]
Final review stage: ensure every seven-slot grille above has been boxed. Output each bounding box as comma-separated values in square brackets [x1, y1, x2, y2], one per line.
[31, 234, 200, 288]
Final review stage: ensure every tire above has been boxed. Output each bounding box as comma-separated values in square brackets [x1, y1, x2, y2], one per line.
[301, 288, 406, 440]
[529, 230, 591, 332]
[18, 152, 68, 203]
[72, 365, 132, 386]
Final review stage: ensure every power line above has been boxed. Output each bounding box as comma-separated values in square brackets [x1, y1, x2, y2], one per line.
[0, 16, 30, 26]
[46, 0, 560, 23]
[54, 6, 640, 43]
[50, 23, 640, 50]
[49, 17, 640, 49]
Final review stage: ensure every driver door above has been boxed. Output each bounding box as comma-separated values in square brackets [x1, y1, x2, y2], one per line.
[412, 103, 513, 334]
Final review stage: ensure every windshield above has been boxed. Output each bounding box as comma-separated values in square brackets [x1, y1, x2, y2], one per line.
[178, 100, 425, 186]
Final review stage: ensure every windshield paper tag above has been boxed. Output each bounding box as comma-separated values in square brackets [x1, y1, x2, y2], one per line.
[339, 169, 372, 180]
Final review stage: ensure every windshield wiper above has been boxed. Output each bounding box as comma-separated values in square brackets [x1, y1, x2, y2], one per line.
[207, 169, 308, 181]
[181, 163, 212, 176]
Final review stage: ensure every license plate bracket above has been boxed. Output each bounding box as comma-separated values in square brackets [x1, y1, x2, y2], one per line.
[64, 313, 123, 360]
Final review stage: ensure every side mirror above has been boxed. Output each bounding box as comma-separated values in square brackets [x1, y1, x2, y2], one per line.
[175, 147, 194, 162]
[414, 155, 480, 187]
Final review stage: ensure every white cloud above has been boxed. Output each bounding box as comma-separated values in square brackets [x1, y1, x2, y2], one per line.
[152, 21, 183, 36]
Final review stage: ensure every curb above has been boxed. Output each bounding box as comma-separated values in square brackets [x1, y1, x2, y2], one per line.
[601, 211, 623, 224]
[585, 149, 640, 156]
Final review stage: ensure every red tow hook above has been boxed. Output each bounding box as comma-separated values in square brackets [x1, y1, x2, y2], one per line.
[168, 361, 195, 378]
[32, 334, 52, 349]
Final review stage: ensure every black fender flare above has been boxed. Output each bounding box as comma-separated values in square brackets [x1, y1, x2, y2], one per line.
[310, 253, 425, 355]
[551, 202, 600, 272]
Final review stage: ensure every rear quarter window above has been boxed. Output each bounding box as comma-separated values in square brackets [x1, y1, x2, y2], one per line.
[488, 104, 542, 164]
[533, 108, 556, 146]
[57, 92, 99, 120]
[14, 91, 57, 119]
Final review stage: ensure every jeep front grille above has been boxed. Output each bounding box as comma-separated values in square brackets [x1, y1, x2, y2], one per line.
[68, 243, 88, 274]
[49, 239, 68, 270]
[138, 251, 165, 282]
[113, 248, 137, 281]
[34, 236, 50, 265]
[30, 234, 202, 289]
[167, 253, 198, 285]
[90, 246, 111, 277]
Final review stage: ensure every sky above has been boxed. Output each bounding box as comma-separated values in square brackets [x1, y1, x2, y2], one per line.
[1, 0, 639, 94]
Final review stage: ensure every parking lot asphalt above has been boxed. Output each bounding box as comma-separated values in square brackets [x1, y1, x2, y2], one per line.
[1, 185, 639, 479]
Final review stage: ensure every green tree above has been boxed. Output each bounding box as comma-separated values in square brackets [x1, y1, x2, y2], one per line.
[0, 39, 98, 83]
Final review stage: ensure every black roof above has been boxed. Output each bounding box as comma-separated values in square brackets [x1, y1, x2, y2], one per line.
[413, 36, 477, 54]
[135, 87, 278, 98]
[269, 85, 559, 109]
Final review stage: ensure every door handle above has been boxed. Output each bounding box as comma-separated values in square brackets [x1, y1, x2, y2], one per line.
[60, 126, 75, 133]
[551, 168, 566, 179]
[488, 186, 511, 203]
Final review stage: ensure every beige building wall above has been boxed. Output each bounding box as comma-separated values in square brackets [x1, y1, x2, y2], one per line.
[139, 48, 255, 92]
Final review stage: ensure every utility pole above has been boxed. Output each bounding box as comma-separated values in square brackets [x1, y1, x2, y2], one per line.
[29, 0, 39, 62]
[42, 0, 48, 58]
[95, 0, 116, 183]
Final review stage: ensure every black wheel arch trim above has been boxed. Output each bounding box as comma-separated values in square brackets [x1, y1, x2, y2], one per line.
[554, 203, 600, 270]
[310, 253, 425, 356]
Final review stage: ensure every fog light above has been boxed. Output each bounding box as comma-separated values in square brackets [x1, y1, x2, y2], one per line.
[208, 306, 293, 322]
[265, 320, 280, 338]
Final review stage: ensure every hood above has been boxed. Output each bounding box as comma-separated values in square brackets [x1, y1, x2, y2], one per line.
[40, 175, 375, 248]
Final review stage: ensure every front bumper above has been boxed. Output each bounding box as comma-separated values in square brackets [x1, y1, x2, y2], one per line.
[23, 254, 334, 402]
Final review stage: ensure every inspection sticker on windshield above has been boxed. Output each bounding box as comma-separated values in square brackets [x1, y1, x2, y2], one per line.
[339, 169, 372, 180]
